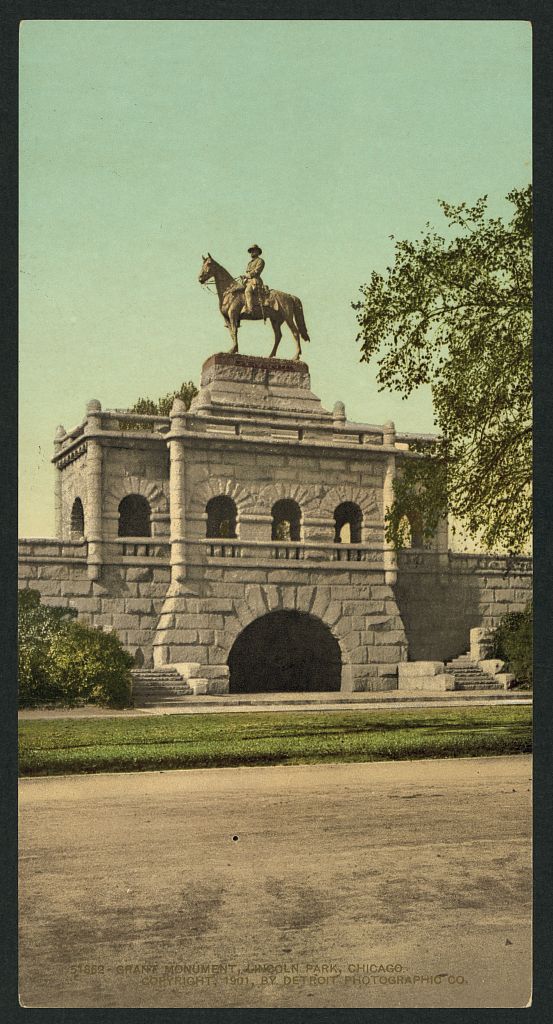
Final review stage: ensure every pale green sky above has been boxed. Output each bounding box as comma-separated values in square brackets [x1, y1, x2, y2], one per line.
[19, 19, 531, 536]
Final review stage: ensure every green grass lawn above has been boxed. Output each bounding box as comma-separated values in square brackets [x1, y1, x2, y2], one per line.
[19, 706, 532, 776]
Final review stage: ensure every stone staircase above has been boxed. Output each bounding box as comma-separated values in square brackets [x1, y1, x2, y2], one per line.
[445, 653, 504, 691]
[131, 668, 193, 706]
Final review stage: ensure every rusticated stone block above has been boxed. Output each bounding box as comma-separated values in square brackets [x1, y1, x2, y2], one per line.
[373, 629, 406, 645]
[323, 602, 342, 627]
[372, 645, 405, 663]
[340, 601, 367, 616]
[204, 678, 230, 695]
[189, 665, 230, 680]
[139, 614, 161, 630]
[24, 580, 62, 598]
[68, 597, 102, 614]
[60, 579, 93, 596]
[168, 645, 208, 664]
[264, 586, 282, 612]
[110, 613, 139, 630]
[40, 595, 70, 609]
[333, 616, 353, 638]
[125, 598, 154, 616]
[309, 586, 331, 620]
[18, 565, 39, 580]
[365, 615, 392, 630]
[399, 661, 445, 677]
[152, 568, 171, 583]
[207, 645, 229, 665]
[124, 628, 152, 643]
[348, 645, 369, 664]
[370, 673, 399, 692]
[125, 567, 154, 582]
[137, 582, 170, 598]
[35, 565, 69, 581]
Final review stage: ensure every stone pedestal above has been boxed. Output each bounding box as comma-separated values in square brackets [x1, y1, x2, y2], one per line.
[189, 352, 333, 424]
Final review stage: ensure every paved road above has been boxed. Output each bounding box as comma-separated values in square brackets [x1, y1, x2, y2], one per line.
[19, 756, 532, 1009]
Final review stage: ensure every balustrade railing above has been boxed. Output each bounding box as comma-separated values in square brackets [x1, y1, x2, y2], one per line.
[397, 549, 532, 573]
[199, 538, 385, 564]
[105, 538, 171, 560]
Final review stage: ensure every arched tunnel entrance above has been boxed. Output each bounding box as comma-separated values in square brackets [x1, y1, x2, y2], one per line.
[228, 610, 342, 693]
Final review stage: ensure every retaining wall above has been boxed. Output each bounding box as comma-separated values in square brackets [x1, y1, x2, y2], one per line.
[18, 541, 532, 677]
[394, 551, 532, 662]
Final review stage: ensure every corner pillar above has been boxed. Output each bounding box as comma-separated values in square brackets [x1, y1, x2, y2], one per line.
[84, 400, 103, 580]
[53, 425, 65, 539]
[169, 398, 188, 585]
[382, 420, 397, 585]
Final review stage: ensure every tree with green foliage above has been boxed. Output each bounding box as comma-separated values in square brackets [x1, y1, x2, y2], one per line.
[18, 589, 133, 707]
[130, 380, 198, 416]
[354, 186, 532, 553]
[18, 589, 77, 703]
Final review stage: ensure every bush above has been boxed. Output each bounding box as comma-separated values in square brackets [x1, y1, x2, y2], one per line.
[18, 589, 133, 707]
[18, 590, 77, 704]
[491, 602, 532, 686]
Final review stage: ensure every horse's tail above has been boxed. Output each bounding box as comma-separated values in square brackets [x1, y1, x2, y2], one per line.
[293, 297, 310, 342]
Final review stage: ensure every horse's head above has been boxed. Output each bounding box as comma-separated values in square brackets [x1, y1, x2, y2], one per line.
[198, 253, 214, 284]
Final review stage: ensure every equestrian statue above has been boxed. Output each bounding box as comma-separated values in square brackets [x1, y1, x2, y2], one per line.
[198, 245, 310, 360]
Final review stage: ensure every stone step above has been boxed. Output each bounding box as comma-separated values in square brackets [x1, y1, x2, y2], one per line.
[132, 676, 185, 683]
[136, 699, 194, 707]
[452, 668, 497, 676]
[133, 686, 191, 695]
[445, 654, 504, 691]
[455, 684, 503, 691]
[132, 675, 185, 682]
[132, 667, 181, 675]
[131, 667, 193, 705]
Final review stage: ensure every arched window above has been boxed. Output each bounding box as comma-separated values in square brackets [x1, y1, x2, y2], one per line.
[70, 497, 85, 539]
[408, 513, 424, 548]
[398, 512, 424, 549]
[271, 499, 301, 542]
[118, 494, 151, 537]
[206, 496, 237, 538]
[334, 502, 363, 544]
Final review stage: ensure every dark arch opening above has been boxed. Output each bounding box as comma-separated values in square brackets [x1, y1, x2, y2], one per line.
[118, 494, 151, 537]
[398, 512, 424, 549]
[334, 501, 363, 544]
[408, 512, 425, 549]
[206, 495, 237, 538]
[228, 610, 342, 693]
[271, 499, 301, 541]
[70, 497, 85, 539]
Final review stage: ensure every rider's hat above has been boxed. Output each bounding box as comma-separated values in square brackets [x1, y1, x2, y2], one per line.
[248, 244, 262, 255]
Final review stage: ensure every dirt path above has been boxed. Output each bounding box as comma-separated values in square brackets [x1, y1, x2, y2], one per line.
[19, 755, 532, 1008]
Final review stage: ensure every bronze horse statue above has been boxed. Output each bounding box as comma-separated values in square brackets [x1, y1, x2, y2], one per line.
[198, 254, 310, 360]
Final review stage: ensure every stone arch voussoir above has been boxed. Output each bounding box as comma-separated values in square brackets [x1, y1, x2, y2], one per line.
[104, 475, 169, 516]
[189, 477, 255, 516]
[257, 481, 325, 516]
[320, 484, 379, 521]
[217, 586, 353, 676]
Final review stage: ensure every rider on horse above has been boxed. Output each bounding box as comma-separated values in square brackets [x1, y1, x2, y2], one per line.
[243, 245, 265, 314]
[227, 245, 266, 315]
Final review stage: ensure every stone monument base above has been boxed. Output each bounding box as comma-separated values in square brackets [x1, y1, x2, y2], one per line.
[189, 352, 333, 423]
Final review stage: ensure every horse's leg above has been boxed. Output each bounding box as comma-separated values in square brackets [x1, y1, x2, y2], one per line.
[282, 306, 302, 360]
[295, 334, 302, 361]
[227, 300, 240, 353]
[268, 316, 282, 358]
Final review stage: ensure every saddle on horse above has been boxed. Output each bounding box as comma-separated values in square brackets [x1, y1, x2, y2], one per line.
[225, 280, 276, 318]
